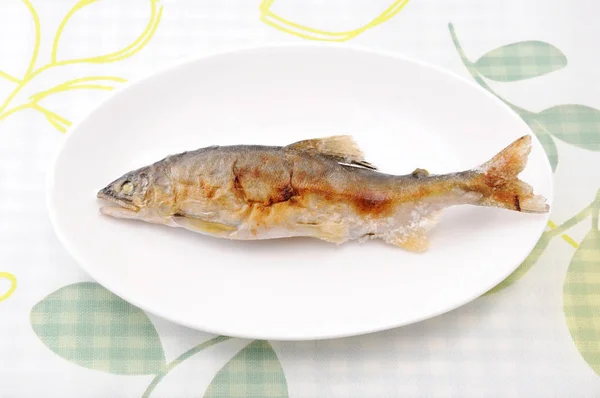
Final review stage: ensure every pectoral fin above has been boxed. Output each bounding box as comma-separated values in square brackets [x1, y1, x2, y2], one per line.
[178, 200, 218, 219]
[173, 216, 236, 237]
[296, 222, 349, 244]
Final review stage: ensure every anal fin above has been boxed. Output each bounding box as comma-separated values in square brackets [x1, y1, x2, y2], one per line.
[385, 208, 441, 252]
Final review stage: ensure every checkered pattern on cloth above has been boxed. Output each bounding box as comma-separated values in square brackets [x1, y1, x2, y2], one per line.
[204, 340, 289, 398]
[536, 105, 600, 151]
[563, 229, 600, 375]
[30, 282, 166, 375]
[473, 40, 567, 82]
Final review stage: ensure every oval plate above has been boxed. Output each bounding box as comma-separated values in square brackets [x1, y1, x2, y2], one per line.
[48, 44, 552, 340]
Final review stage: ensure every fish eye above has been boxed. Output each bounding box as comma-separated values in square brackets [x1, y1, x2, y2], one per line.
[121, 180, 134, 193]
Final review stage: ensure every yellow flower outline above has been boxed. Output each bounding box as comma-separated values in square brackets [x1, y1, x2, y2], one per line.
[0, 272, 17, 303]
[259, 0, 411, 41]
[0, 0, 164, 132]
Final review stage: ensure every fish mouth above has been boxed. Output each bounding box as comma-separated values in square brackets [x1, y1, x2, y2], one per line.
[97, 189, 139, 212]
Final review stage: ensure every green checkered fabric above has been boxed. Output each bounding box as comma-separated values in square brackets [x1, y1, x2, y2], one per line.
[563, 229, 600, 375]
[474, 40, 567, 82]
[536, 105, 600, 151]
[204, 340, 288, 398]
[30, 282, 166, 375]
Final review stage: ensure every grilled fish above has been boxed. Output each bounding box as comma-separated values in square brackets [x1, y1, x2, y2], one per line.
[97, 135, 548, 251]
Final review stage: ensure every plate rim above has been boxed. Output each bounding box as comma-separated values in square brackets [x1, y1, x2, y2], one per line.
[46, 42, 554, 341]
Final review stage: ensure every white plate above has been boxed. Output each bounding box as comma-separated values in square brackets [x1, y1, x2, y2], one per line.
[48, 44, 552, 340]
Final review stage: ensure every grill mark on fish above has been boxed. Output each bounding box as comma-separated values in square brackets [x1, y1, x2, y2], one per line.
[231, 159, 246, 202]
[232, 157, 298, 207]
[198, 178, 216, 199]
[353, 193, 395, 217]
[278, 168, 297, 203]
[293, 183, 396, 218]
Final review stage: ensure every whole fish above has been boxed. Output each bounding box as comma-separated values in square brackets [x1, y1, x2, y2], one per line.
[97, 135, 548, 251]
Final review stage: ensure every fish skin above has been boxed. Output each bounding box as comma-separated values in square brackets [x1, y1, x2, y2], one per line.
[97, 135, 549, 251]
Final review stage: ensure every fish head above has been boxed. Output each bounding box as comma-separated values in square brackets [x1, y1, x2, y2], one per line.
[97, 167, 156, 217]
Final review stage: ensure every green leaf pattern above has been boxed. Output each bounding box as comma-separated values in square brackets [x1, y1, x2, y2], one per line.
[449, 23, 600, 175]
[564, 229, 600, 375]
[474, 41, 567, 82]
[536, 105, 600, 151]
[30, 282, 167, 375]
[31, 282, 290, 396]
[204, 340, 289, 398]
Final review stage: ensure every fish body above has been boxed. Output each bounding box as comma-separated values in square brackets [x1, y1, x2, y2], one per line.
[97, 135, 548, 251]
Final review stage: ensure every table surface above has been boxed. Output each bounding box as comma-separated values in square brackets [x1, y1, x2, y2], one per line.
[1, 1, 599, 397]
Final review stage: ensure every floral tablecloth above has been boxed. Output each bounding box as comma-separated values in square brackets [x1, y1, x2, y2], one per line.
[1, 1, 599, 397]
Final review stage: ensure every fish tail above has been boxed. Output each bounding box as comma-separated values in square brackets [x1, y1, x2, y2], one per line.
[475, 135, 549, 213]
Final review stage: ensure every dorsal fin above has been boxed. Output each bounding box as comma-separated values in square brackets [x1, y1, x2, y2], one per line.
[285, 135, 377, 170]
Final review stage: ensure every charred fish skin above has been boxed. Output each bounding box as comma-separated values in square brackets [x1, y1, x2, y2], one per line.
[97, 135, 548, 251]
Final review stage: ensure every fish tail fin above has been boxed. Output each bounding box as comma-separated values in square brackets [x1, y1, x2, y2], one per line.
[475, 135, 549, 213]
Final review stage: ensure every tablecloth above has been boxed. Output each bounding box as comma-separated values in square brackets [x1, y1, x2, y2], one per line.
[1, 0, 599, 397]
